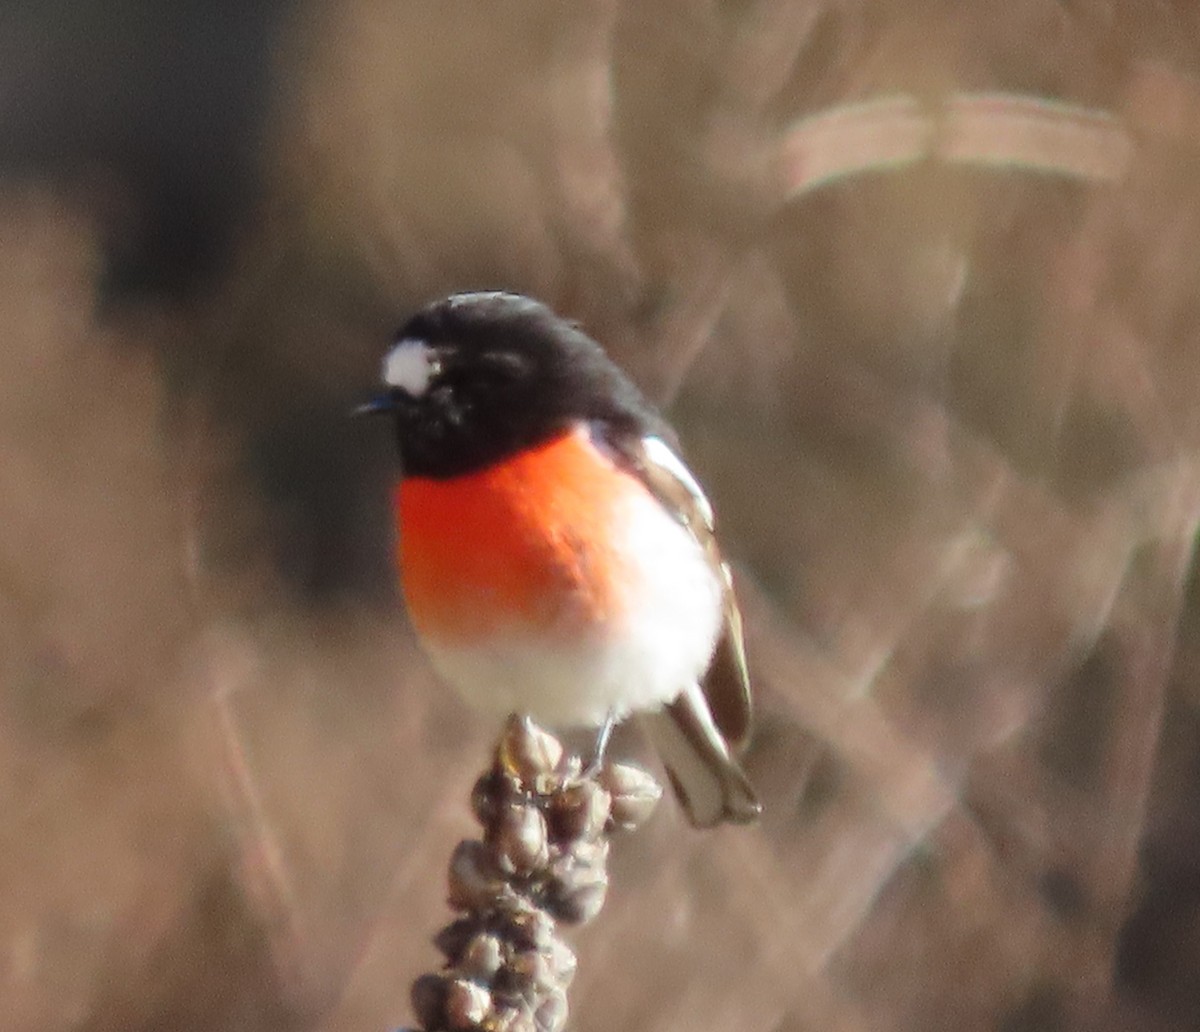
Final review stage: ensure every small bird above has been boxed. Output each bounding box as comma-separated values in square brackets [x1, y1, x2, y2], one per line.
[360, 291, 760, 826]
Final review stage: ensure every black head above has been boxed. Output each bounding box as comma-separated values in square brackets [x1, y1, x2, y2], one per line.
[363, 292, 667, 478]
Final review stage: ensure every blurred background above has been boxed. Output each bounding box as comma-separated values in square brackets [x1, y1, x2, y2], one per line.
[3, 2, 1200, 1030]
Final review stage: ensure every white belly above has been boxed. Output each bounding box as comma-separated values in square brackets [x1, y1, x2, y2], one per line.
[418, 485, 724, 727]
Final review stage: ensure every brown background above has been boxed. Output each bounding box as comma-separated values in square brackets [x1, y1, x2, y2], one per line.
[3, 2, 1200, 1030]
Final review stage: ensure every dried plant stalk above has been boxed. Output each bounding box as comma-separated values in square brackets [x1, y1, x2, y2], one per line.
[402, 715, 662, 1032]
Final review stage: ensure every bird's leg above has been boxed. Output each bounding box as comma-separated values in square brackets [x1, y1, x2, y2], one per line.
[580, 709, 617, 779]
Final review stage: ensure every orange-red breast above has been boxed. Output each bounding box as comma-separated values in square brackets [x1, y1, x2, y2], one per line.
[361, 291, 759, 826]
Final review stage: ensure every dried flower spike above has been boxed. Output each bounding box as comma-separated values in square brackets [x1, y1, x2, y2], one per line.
[406, 717, 663, 1032]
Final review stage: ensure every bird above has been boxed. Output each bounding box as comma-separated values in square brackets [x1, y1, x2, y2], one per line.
[358, 291, 760, 826]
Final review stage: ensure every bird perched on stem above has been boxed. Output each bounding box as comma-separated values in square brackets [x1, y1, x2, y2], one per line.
[359, 291, 759, 826]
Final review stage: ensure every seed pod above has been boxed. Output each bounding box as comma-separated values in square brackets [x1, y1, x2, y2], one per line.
[459, 933, 504, 981]
[448, 840, 507, 912]
[553, 875, 608, 925]
[493, 803, 550, 875]
[548, 780, 611, 843]
[498, 716, 563, 787]
[490, 1006, 537, 1032]
[545, 938, 577, 987]
[601, 762, 663, 831]
[445, 978, 492, 1030]
[484, 1005, 524, 1032]
[508, 948, 557, 996]
[471, 769, 515, 827]
[497, 903, 555, 951]
[434, 917, 484, 964]
[542, 861, 608, 925]
[533, 989, 569, 1032]
[562, 837, 609, 872]
[411, 973, 449, 1030]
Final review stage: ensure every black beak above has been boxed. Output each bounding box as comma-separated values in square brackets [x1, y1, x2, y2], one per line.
[351, 395, 396, 418]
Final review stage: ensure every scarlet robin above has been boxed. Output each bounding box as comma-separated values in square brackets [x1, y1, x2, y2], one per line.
[360, 291, 759, 826]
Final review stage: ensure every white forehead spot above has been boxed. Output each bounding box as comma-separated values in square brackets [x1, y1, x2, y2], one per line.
[383, 338, 437, 396]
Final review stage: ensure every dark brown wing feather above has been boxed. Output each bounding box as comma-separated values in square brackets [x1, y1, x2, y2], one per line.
[602, 432, 753, 750]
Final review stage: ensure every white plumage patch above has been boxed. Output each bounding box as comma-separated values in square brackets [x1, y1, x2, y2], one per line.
[383, 338, 438, 396]
[417, 465, 724, 728]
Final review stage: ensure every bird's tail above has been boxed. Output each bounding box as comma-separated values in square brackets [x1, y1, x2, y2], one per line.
[640, 683, 761, 827]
